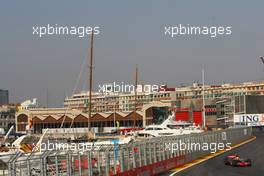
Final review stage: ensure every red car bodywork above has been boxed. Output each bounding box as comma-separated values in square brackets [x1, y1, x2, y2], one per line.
[224, 155, 252, 167]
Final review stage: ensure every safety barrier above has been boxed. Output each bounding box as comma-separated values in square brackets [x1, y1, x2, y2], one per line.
[2, 127, 252, 176]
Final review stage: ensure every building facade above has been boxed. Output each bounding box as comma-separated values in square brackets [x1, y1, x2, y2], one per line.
[16, 102, 171, 134]
[64, 88, 174, 113]
[175, 82, 264, 100]
[0, 104, 16, 131]
[65, 82, 264, 111]
[16, 81, 264, 133]
[63, 81, 264, 127]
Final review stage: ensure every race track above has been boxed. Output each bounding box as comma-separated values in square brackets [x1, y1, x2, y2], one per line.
[167, 131, 264, 176]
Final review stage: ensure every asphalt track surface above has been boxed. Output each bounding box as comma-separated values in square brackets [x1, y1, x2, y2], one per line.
[165, 131, 264, 176]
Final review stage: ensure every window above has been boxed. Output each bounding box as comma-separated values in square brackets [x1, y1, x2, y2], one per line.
[145, 127, 154, 130]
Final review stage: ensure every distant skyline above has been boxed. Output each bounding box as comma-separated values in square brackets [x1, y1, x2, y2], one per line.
[0, 1, 264, 107]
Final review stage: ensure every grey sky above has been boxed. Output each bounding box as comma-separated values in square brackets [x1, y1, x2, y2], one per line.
[0, 1, 263, 107]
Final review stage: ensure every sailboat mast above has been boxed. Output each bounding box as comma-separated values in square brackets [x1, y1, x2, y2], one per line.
[134, 64, 138, 128]
[88, 31, 94, 131]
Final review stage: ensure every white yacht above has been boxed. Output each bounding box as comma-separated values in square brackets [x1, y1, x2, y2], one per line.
[135, 112, 204, 138]
[136, 125, 182, 137]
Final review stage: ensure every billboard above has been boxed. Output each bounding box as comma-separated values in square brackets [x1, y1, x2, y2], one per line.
[234, 114, 264, 126]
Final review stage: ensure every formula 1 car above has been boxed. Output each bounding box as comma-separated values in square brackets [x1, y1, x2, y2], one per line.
[224, 154, 252, 167]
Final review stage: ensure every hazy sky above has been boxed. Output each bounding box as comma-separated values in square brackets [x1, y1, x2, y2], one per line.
[0, 1, 264, 107]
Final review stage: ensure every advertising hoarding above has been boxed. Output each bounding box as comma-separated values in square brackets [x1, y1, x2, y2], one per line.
[234, 114, 264, 126]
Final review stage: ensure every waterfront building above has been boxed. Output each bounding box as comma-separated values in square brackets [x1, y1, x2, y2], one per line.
[64, 82, 264, 112]
[0, 104, 16, 131]
[15, 81, 264, 133]
[16, 101, 170, 133]
[175, 82, 264, 100]
[64, 85, 175, 112]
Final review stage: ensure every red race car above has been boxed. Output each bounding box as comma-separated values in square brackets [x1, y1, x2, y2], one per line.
[224, 154, 252, 167]
[224, 155, 252, 167]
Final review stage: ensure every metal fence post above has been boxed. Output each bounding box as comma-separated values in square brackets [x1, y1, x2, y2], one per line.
[26, 159, 31, 176]
[138, 143, 142, 167]
[143, 141, 147, 166]
[160, 139, 164, 161]
[97, 151, 102, 174]
[153, 142, 157, 163]
[132, 144, 137, 168]
[12, 160, 16, 176]
[126, 145, 131, 170]
[40, 158, 43, 176]
[105, 152, 110, 176]
[88, 151, 93, 176]
[150, 142, 154, 164]
[55, 155, 59, 176]
[120, 147, 125, 172]
[78, 153, 82, 176]
[67, 153, 72, 176]
[8, 162, 11, 176]
[173, 137, 177, 157]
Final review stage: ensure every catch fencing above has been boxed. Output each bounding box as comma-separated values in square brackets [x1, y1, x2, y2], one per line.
[2, 127, 252, 176]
